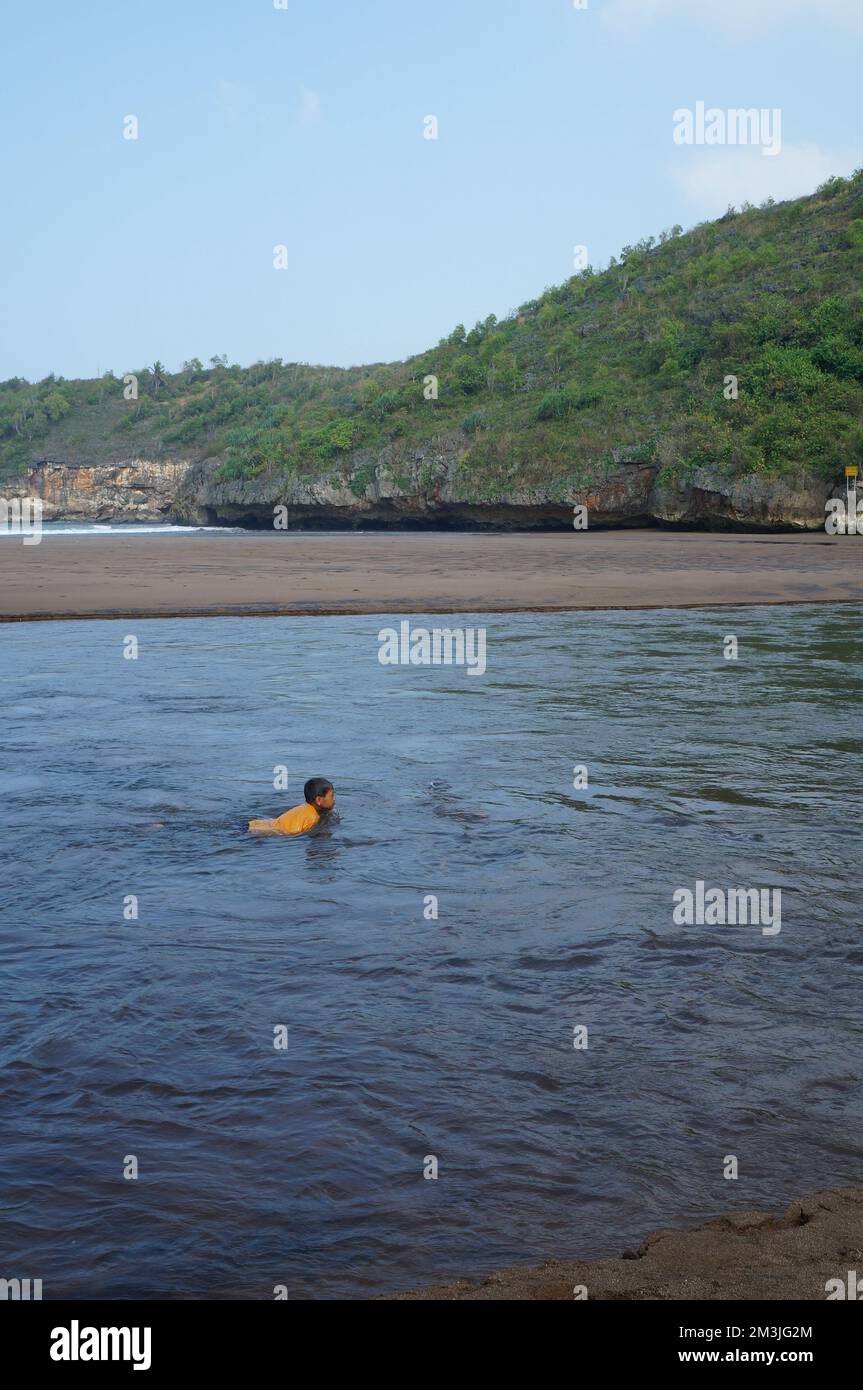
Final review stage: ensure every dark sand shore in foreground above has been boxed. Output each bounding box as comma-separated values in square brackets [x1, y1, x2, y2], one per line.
[386, 1186, 863, 1300]
[1, 530, 861, 621]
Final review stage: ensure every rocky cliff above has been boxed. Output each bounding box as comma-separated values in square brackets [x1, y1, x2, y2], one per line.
[11, 458, 192, 524]
[7, 450, 836, 531]
[18, 458, 190, 522]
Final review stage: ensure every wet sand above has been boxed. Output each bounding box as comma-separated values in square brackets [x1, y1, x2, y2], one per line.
[1, 530, 861, 621]
[387, 1186, 863, 1300]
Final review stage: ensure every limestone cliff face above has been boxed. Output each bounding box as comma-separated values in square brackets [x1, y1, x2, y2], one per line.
[7, 450, 837, 530]
[651, 466, 832, 529]
[174, 446, 834, 531]
[19, 458, 191, 523]
[171, 448, 660, 530]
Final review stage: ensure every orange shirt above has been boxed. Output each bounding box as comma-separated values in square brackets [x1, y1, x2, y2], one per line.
[248, 802, 321, 836]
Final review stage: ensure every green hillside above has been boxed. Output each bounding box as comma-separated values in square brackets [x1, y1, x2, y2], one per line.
[3, 170, 863, 501]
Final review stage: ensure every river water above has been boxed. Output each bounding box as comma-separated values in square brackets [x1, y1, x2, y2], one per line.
[1, 605, 860, 1298]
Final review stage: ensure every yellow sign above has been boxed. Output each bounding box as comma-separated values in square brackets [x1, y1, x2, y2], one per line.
[846, 466, 859, 477]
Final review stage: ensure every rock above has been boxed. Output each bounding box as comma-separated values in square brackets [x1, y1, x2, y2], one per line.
[650, 466, 829, 529]
[4, 447, 838, 533]
[16, 458, 191, 524]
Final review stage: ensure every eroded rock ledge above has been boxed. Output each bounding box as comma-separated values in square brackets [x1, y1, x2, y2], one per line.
[384, 1186, 863, 1300]
[8, 452, 840, 531]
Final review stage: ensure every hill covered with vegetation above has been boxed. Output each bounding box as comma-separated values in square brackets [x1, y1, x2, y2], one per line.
[2, 171, 863, 514]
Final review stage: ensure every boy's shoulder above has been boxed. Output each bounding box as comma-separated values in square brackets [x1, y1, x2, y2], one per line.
[273, 801, 318, 833]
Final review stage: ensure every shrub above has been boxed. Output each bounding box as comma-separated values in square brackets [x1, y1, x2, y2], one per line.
[812, 335, 863, 381]
[453, 355, 485, 394]
[816, 175, 848, 200]
[535, 390, 569, 420]
[372, 392, 400, 420]
[847, 220, 863, 254]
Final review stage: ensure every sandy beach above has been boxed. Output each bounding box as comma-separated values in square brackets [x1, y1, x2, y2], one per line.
[388, 1186, 863, 1300]
[1, 529, 861, 621]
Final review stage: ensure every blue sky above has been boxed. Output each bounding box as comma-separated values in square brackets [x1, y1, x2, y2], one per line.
[2, 0, 861, 382]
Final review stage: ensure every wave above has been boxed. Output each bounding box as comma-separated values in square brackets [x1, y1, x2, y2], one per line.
[0, 523, 242, 536]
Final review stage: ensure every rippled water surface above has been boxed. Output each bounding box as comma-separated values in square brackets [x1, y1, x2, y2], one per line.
[1, 606, 861, 1298]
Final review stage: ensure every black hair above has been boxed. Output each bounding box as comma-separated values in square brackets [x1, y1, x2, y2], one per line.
[304, 777, 334, 805]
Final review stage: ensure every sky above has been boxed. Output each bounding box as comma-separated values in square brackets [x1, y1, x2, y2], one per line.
[1, 0, 861, 382]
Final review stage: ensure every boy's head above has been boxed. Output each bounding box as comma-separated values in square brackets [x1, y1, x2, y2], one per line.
[304, 776, 335, 812]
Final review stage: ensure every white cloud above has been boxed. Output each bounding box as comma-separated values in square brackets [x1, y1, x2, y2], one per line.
[670, 142, 859, 216]
[604, 0, 863, 36]
[299, 88, 321, 127]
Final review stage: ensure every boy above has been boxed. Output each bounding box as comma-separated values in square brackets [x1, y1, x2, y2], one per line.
[248, 777, 336, 836]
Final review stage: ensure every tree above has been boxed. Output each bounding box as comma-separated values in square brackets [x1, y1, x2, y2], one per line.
[538, 302, 562, 329]
[97, 370, 117, 402]
[453, 354, 485, 394]
[490, 351, 518, 396]
[546, 346, 563, 388]
[44, 391, 71, 422]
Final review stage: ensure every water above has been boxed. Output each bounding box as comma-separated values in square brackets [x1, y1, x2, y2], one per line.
[0, 522, 242, 538]
[1, 606, 861, 1299]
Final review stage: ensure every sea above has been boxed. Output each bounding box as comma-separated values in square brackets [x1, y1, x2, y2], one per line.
[1, 600, 861, 1298]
